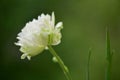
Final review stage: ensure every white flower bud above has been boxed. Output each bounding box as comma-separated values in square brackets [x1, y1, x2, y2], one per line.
[15, 12, 63, 60]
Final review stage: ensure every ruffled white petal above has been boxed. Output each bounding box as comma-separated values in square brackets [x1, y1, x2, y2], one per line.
[55, 22, 63, 29]
[51, 12, 55, 27]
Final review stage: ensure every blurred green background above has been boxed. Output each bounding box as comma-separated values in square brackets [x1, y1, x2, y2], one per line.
[0, 0, 120, 80]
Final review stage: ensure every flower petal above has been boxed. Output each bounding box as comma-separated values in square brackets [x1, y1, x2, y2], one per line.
[55, 22, 63, 29]
[52, 12, 55, 27]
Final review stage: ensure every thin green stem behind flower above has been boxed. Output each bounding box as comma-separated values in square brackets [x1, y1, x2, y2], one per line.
[86, 48, 92, 80]
[106, 27, 113, 80]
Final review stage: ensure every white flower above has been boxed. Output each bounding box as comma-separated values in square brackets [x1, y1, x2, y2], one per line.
[15, 12, 63, 60]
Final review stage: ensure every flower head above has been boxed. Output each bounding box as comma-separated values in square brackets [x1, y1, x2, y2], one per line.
[15, 12, 63, 60]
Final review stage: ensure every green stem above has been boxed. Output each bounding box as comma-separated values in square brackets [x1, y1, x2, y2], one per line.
[86, 48, 92, 80]
[48, 45, 72, 80]
[106, 27, 112, 80]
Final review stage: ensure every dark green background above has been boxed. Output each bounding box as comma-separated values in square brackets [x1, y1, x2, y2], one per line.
[0, 0, 120, 80]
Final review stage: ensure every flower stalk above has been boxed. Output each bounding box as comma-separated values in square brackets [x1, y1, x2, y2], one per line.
[48, 45, 72, 80]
